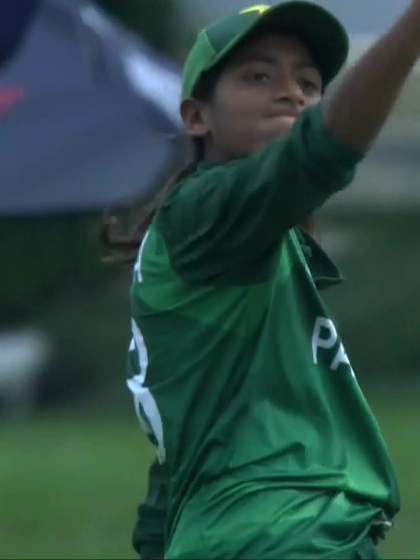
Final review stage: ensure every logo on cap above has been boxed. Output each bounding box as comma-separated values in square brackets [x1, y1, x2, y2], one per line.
[240, 5, 270, 16]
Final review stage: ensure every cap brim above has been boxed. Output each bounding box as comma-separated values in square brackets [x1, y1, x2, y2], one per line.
[216, 1, 349, 86]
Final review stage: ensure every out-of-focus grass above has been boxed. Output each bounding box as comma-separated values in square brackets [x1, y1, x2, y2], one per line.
[0, 404, 154, 559]
[367, 384, 420, 560]
[0, 385, 419, 559]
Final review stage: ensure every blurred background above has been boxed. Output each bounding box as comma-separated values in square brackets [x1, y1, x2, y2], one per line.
[0, 0, 419, 558]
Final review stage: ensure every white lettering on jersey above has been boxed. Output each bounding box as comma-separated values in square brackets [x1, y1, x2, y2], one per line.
[312, 317, 337, 362]
[312, 317, 355, 377]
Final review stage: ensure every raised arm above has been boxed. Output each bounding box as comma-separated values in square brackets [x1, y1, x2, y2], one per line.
[324, 1, 420, 150]
[160, 3, 420, 283]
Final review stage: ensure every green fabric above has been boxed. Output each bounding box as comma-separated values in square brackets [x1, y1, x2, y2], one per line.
[182, 1, 349, 99]
[132, 461, 167, 560]
[355, 537, 381, 560]
[157, 106, 361, 285]
[167, 491, 383, 559]
[128, 106, 399, 559]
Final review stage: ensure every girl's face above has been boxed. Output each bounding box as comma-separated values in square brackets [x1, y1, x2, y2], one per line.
[181, 32, 323, 163]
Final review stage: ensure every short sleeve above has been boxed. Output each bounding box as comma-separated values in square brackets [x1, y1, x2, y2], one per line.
[158, 104, 365, 284]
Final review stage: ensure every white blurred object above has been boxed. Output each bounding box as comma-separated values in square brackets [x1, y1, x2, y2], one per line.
[0, 330, 50, 414]
[123, 49, 182, 128]
[79, 3, 182, 128]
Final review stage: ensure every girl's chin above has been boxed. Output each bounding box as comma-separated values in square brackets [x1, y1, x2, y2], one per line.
[270, 121, 295, 137]
[258, 121, 296, 145]
[257, 127, 293, 149]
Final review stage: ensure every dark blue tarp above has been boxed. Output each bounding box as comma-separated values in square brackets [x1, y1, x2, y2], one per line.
[0, 0, 39, 65]
[0, 0, 182, 215]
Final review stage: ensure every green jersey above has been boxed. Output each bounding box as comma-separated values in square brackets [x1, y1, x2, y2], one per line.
[127, 105, 399, 559]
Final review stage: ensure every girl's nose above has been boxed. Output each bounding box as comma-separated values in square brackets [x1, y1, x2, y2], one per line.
[274, 75, 305, 107]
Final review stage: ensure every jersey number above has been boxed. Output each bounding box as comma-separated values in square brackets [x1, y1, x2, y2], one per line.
[127, 231, 166, 463]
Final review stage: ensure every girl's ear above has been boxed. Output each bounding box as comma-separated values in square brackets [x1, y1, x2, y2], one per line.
[180, 98, 210, 140]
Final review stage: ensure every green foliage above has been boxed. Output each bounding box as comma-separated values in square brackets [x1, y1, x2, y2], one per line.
[96, 0, 186, 56]
[0, 214, 103, 324]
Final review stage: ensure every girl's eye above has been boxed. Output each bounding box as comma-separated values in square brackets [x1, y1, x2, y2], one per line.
[300, 79, 320, 94]
[254, 72, 271, 83]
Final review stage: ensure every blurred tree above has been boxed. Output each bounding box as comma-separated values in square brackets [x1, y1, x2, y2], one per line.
[0, 213, 131, 409]
[96, 0, 189, 57]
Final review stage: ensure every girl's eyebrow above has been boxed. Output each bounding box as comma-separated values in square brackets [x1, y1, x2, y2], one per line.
[236, 51, 319, 73]
[236, 53, 277, 66]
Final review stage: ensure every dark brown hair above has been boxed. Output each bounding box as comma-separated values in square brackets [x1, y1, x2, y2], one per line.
[100, 63, 224, 264]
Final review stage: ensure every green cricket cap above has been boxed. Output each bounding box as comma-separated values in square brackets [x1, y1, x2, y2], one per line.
[182, 2, 349, 100]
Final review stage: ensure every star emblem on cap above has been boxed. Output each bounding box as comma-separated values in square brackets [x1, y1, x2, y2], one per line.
[240, 5, 270, 16]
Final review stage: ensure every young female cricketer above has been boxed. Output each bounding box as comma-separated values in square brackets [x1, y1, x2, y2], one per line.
[104, 1, 420, 557]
